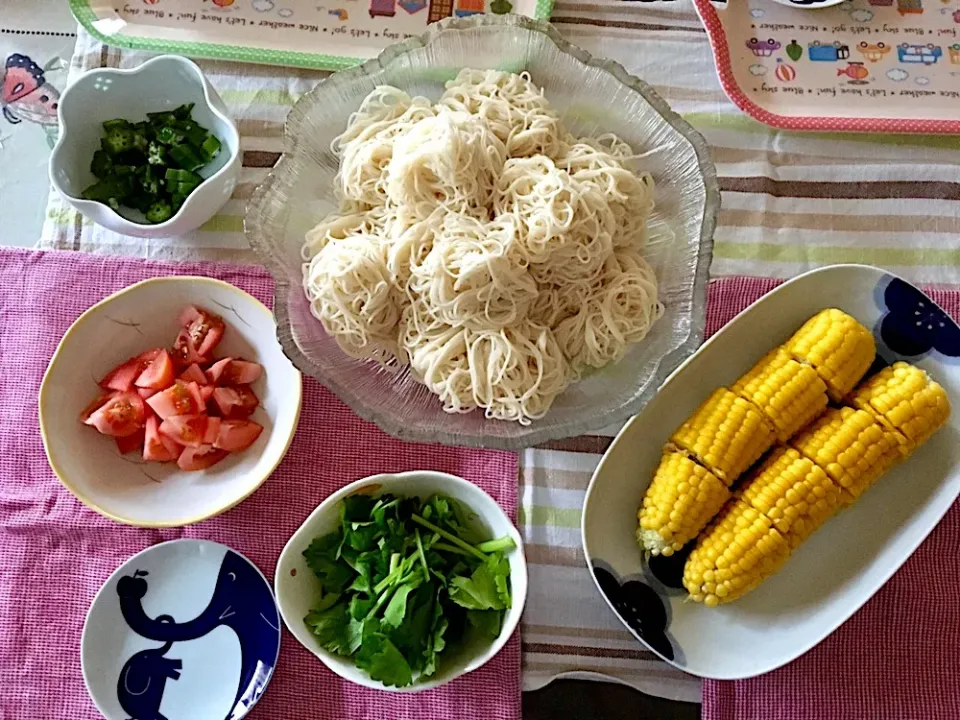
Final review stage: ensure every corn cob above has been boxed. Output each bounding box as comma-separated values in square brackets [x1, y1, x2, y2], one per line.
[790, 407, 901, 505]
[739, 447, 842, 549]
[683, 499, 792, 607]
[785, 309, 875, 402]
[732, 349, 829, 443]
[637, 452, 731, 556]
[845, 362, 951, 456]
[669, 388, 775, 485]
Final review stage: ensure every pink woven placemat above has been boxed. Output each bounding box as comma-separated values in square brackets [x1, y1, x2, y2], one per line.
[0, 248, 520, 720]
[702, 276, 960, 720]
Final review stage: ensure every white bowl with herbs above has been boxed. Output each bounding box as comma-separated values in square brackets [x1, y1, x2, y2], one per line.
[274, 471, 527, 691]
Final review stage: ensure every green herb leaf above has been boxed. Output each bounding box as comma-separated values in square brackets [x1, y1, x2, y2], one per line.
[382, 575, 422, 630]
[305, 602, 362, 657]
[303, 534, 354, 594]
[467, 609, 502, 638]
[449, 557, 509, 611]
[356, 631, 413, 688]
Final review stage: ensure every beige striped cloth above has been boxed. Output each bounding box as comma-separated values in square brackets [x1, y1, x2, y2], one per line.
[40, 1, 960, 703]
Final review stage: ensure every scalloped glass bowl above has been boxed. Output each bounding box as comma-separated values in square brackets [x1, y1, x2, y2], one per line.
[245, 14, 719, 450]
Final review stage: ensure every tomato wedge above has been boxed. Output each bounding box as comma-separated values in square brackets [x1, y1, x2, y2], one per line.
[85, 392, 146, 437]
[158, 415, 208, 448]
[212, 386, 259, 419]
[137, 387, 158, 400]
[179, 363, 208, 385]
[178, 444, 229, 472]
[115, 428, 145, 455]
[99, 349, 165, 392]
[206, 358, 263, 386]
[80, 391, 114, 423]
[172, 307, 225, 367]
[146, 381, 205, 420]
[203, 416, 221, 445]
[135, 349, 175, 390]
[213, 419, 263, 452]
[143, 415, 181, 462]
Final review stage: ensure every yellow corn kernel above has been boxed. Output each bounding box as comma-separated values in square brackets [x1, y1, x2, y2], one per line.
[739, 447, 842, 549]
[669, 388, 775, 485]
[785, 309, 876, 402]
[790, 407, 901, 504]
[683, 499, 792, 607]
[846, 362, 951, 456]
[637, 452, 731, 557]
[732, 349, 829, 442]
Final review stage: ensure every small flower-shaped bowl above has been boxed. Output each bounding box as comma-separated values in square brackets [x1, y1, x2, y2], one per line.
[49, 55, 241, 238]
[39, 276, 303, 527]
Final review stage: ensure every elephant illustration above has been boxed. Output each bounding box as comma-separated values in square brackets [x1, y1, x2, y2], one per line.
[116, 551, 279, 720]
[117, 611, 182, 720]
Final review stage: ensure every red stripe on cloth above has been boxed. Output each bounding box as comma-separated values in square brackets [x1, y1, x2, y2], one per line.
[702, 275, 960, 720]
[0, 248, 519, 720]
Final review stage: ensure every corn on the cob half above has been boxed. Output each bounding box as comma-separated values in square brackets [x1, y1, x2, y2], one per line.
[785, 309, 875, 402]
[845, 362, 951, 456]
[669, 388, 775, 485]
[683, 499, 792, 607]
[637, 452, 731, 556]
[732, 349, 829, 442]
[790, 407, 901, 505]
[739, 447, 842, 549]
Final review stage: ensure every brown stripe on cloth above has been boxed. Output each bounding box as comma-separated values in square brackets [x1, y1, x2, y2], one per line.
[721, 177, 960, 201]
[534, 435, 612, 454]
[521, 466, 593, 490]
[720, 208, 960, 234]
[243, 151, 282, 168]
[523, 660, 687, 681]
[524, 642, 658, 662]
[550, 16, 706, 33]
[523, 624, 637, 642]
[523, 543, 586, 568]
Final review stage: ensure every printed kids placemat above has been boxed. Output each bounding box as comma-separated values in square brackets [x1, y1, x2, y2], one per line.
[694, 0, 960, 133]
[72, 0, 552, 71]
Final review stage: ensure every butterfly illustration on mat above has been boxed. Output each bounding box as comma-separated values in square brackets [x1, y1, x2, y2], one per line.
[2, 53, 61, 147]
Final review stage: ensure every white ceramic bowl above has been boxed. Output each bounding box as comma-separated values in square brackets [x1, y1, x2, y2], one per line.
[275, 470, 527, 692]
[581, 264, 960, 679]
[49, 55, 241, 238]
[39, 276, 302, 527]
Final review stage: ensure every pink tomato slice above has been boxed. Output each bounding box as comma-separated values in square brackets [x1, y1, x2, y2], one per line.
[98, 358, 141, 393]
[213, 419, 263, 452]
[115, 428, 145, 455]
[80, 391, 115, 423]
[211, 386, 259, 419]
[203, 416, 221, 445]
[178, 363, 208, 385]
[180, 306, 225, 357]
[135, 349, 175, 391]
[206, 358, 263, 386]
[137, 387, 158, 400]
[177, 444, 229, 471]
[158, 415, 208, 448]
[143, 415, 180, 462]
[146, 381, 205, 420]
[85, 392, 146, 437]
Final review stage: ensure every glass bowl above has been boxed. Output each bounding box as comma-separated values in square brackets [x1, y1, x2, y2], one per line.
[244, 14, 719, 450]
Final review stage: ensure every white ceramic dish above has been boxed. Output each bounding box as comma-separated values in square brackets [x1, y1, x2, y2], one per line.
[275, 470, 527, 692]
[82, 539, 280, 720]
[49, 55, 241, 238]
[581, 264, 960, 680]
[39, 276, 302, 527]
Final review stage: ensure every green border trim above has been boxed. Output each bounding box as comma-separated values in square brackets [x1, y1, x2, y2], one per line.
[70, 0, 556, 72]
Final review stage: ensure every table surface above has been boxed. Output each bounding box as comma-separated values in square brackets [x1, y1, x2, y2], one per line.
[6, 0, 960, 717]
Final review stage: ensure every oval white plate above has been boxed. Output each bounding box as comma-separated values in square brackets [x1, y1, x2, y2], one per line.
[581, 264, 960, 680]
[82, 539, 280, 720]
[275, 470, 528, 692]
[40, 276, 302, 527]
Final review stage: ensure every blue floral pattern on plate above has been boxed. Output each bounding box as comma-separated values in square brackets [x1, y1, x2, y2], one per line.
[592, 564, 677, 661]
[880, 278, 960, 358]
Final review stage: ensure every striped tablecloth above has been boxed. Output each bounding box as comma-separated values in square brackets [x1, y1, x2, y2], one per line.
[38, 1, 960, 705]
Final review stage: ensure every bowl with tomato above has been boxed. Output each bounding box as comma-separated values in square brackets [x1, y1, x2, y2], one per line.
[39, 277, 302, 527]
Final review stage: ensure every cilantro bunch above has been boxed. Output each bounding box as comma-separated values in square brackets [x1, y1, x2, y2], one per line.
[303, 493, 515, 688]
